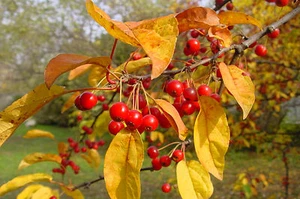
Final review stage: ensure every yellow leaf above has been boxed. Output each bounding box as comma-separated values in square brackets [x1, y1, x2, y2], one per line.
[115, 57, 152, 74]
[86, 0, 139, 46]
[0, 84, 65, 147]
[104, 128, 144, 199]
[150, 131, 158, 142]
[132, 15, 178, 79]
[68, 64, 91, 80]
[23, 129, 55, 140]
[218, 11, 262, 29]
[208, 26, 232, 47]
[61, 186, 84, 199]
[80, 149, 101, 169]
[57, 142, 68, 155]
[194, 96, 230, 180]
[17, 184, 43, 199]
[219, 63, 255, 119]
[61, 92, 81, 113]
[88, 65, 107, 87]
[177, 160, 213, 199]
[31, 186, 53, 199]
[44, 54, 110, 88]
[176, 7, 219, 33]
[18, 153, 62, 170]
[93, 111, 111, 138]
[155, 99, 188, 140]
[0, 173, 52, 197]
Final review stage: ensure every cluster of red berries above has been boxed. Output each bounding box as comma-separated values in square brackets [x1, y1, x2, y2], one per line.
[108, 102, 159, 134]
[122, 78, 151, 98]
[68, 137, 105, 152]
[266, 0, 289, 7]
[52, 158, 80, 175]
[147, 145, 184, 171]
[253, 28, 280, 57]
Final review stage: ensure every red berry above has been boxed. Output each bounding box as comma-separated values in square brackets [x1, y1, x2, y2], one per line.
[266, 0, 275, 2]
[200, 47, 207, 53]
[81, 147, 87, 153]
[172, 149, 184, 162]
[183, 87, 198, 101]
[186, 39, 201, 55]
[49, 196, 57, 199]
[197, 84, 212, 96]
[158, 113, 171, 128]
[275, 0, 289, 7]
[215, 0, 224, 5]
[249, 41, 257, 48]
[183, 47, 192, 56]
[147, 146, 159, 159]
[141, 114, 159, 132]
[97, 95, 106, 102]
[102, 103, 109, 110]
[226, 2, 234, 10]
[165, 80, 184, 97]
[125, 110, 143, 130]
[98, 139, 105, 146]
[210, 93, 221, 102]
[267, 28, 280, 39]
[160, 155, 172, 167]
[76, 114, 83, 121]
[132, 52, 142, 60]
[82, 125, 93, 134]
[108, 120, 124, 135]
[167, 62, 174, 70]
[74, 95, 84, 110]
[142, 77, 151, 89]
[79, 92, 98, 110]
[109, 102, 129, 122]
[255, 44, 267, 57]
[151, 157, 162, 170]
[161, 183, 172, 193]
[190, 29, 200, 38]
[181, 101, 196, 115]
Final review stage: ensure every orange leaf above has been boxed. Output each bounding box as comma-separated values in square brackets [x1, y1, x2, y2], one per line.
[0, 84, 65, 147]
[208, 26, 232, 47]
[154, 99, 188, 140]
[218, 11, 262, 28]
[23, 129, 55, 139]
[86, 0, 139, 46]
[61, 91, 81, 113]
[18, 153, 62, 170]
[132, 15, 178, 79]
[68, 64, 91, 80]
[104, 128, 144, 199]
[194, 96, 230, 180]
[44, 54, 110, 88]
[219, 62, 255, 119]
[176, 7, 219, 33]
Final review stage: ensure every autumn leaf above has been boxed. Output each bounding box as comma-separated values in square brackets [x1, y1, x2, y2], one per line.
[92, 111, 111, 138]
[80, 149, 101, 169]
[0, 84, 65, 147]
[68, 64, 91, 80]
[219, 62, 255, 119]
[86, 0, 139, 46]
[29, 186, 53, 199]
[16, 184, 43, 199]
[88, 65, 107, 87]
[0, 173, 52, 197]
[61, 186, 84, 199]
[115, 57, 152, 74]
[18, 152, 62, 170]
[208, 26, 232, 47]
[154, 99, 188, 140]
[131, 15, 178, 79]
[218, 11, 262, 28]
[61, 92, 81, 113]
[176, 7, 219, 33]
[23, 129, 55, 139]
[194, 96, 230, 180]
[104, 128, 144, 199]
[177, 160, 213, 199]
[44, 54, 110, 88]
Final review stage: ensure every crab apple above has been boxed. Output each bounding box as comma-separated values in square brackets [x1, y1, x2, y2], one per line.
[82, 125, 93, 134]
[147, 146, 159, 159]
[49, 196, 57, 199]
[161, 183, 172, 193]
[151, 157, 162, 170]
[183, 47, 192, 56]
[102, 103, 109, 110]
[197, 84, 212, 96]
[108, 120, 124, 135]
[211, 93, 221, 102]
[158, 113, 171, 128]
[132, 52, 142, 60]
[79, 92, 98, 110]
[181, 101, 196, 115]
[215, 0, 224, 6]
[200, 47, 207, 53]
[109, 102, 129, 122]
[186, 39, 201, 54]
[74, 95, 84, 110]
[125, 110, 143, 130]
[172, 149, 184, 162]
[275, 0, 289, 7]
[138, 94, 147, 110]
[255, 44, 267, 57]
[76, 114, 83, 122]
[141, 114, 159, 132]
[183, 87, 198, 101]
[266, 0, 275, 2]
[226, 2, 234, 10]
[142, 77, 151, 89]
[160, 155, 172, 167]
[267, 28, 280, 39]
[190, 29, 200, 38]
[81, 147, 87, 153]
[165, 80, 184, 97]
[97, 95, 106, 102]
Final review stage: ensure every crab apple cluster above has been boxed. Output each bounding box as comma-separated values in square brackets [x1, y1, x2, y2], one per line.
[52, 158, 80, 175]
[147, 145, 184, 171]
[108, 102, 159, 134]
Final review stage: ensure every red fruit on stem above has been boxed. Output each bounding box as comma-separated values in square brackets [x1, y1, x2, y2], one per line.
[267, 28, 280, 39]
[151, 157, 162, 170]
[109, 102, 129, 122]
[197, 84, 212, 96]
[79, 92, 98, 110]
[275, 0, 289, 7]
[158, 113, 171, 128]
[108, 120, 124, 135]
[49, 196, 57, 199]
[183, 87, 198, 101]
[97, 95, 106, 102]
[255, 44, 267, 57]
[190, 29, 200, 38]
[165, 80, 184, 97]
[161, 183, 172, 193]
[74, 95, 85, 110]
[226, 2, 234, 10]
[211, 93, 221, 102]
[141, 114, 159, 132]
[186, 39, 201, 55]
[181, 101, 196, 115]
[125, 110, 143, 130]
[160, 155, 172, 167]
[172, 149, 184, 162]
[147, 146, 159, 159]
[132, 52, 142, 60]
[266, 0, 275, 2]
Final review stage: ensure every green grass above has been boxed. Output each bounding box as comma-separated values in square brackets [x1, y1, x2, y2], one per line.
[0, 124, 299, 199]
